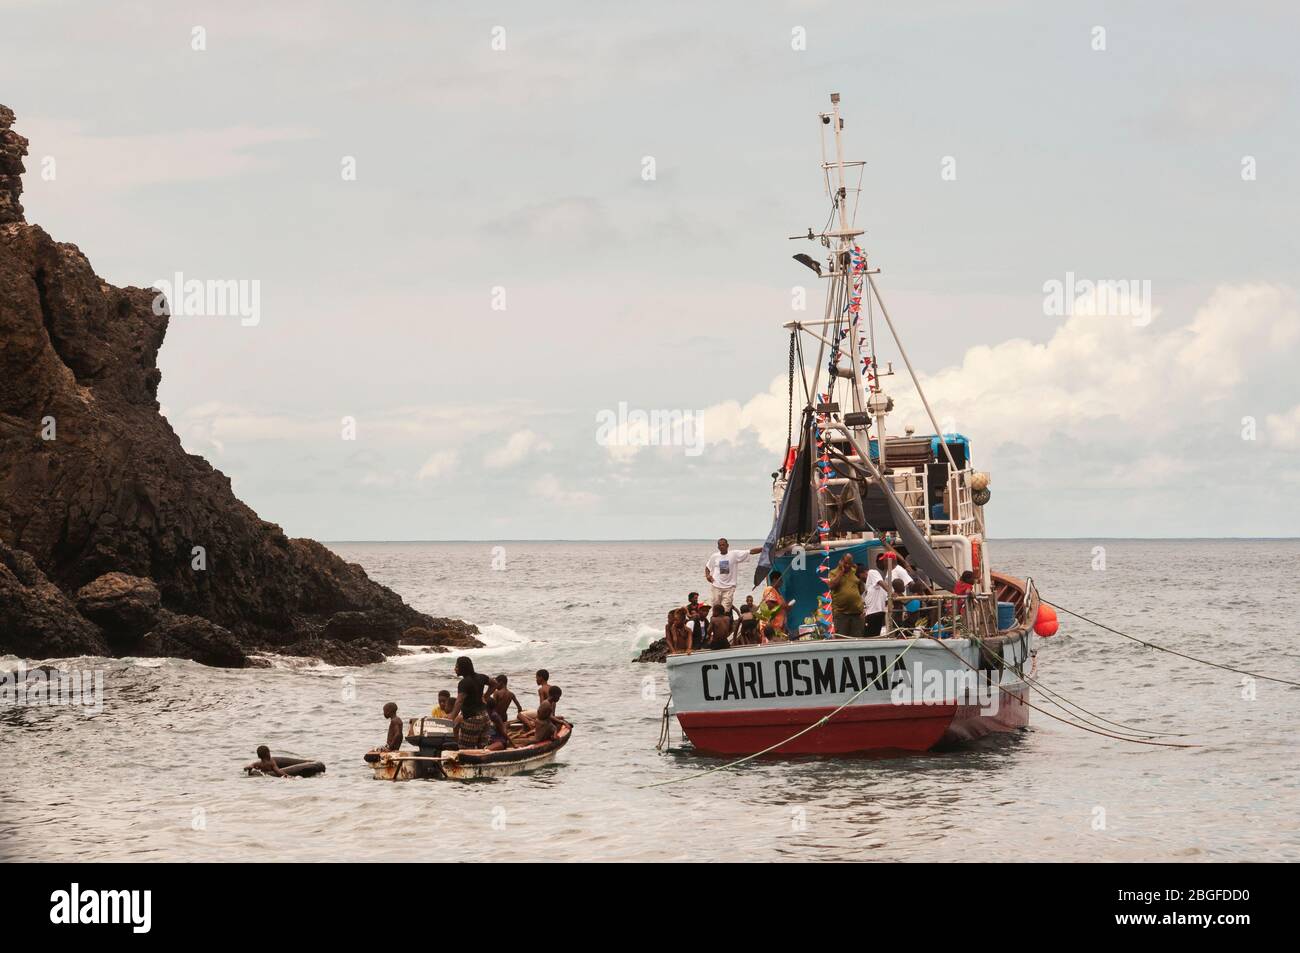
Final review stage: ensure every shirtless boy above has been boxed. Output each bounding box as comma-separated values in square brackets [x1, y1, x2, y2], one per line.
[490, 674, 523, 721]
[533, 700, 557, 744]
[245, 744, 287, 777]
[383, 701, 403, 751]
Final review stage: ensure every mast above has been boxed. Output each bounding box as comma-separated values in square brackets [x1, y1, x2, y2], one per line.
[769, 93, 986, 621]
[813, 93, 872, 429]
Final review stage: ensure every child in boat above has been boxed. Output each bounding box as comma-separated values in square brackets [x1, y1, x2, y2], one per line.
[533, 700, 557, 744]
[431, 690, 453, 719]
[534, 669, 551, 706]
[666, 606, 692, 654]
[707, 603, 733, 650]
[245, 745, 287, 777]
[383, 702, 404, 751]
[546, 684, 562, 718]
[686, 593, 709, 649]
[486, 708, 513, 750]
[490, 674, 523, 722]
[736, 596, 759, 645]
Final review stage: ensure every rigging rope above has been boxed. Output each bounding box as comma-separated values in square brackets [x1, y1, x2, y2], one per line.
[783, 329, 796, 471]
[1044, 600, 1300, 689]
[643, 637, 923, 788]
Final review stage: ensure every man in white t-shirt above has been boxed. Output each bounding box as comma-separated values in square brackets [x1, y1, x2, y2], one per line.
[863, 565, 890, 637]
[704, 538, 762, 611]
[881, 552, 913, 590]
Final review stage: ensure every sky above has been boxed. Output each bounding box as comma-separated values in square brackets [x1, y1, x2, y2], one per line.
[4, 0, 1299, 539]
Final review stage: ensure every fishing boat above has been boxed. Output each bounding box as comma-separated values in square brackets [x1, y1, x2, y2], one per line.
[368, 717, 573, 780]
[664, 94, 1049, 757]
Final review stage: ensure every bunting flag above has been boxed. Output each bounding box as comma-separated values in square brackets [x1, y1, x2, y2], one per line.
[814, 392, 834, 636]
[816, 250, 870, 638]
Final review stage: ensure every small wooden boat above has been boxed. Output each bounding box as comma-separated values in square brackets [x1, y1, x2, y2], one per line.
[368, 719, 572, 781]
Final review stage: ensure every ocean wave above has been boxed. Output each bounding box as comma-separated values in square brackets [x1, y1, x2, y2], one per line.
[245, 653, 345, 672]
[389, 622, 531, 666]
[474, 622, 529, 649]
[1, 653, 113, 669]
[631, 623, 662, 651]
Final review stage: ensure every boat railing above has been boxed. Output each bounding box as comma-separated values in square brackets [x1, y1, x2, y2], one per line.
[883, 590, 983, 639]
[896, 464, 979, 539]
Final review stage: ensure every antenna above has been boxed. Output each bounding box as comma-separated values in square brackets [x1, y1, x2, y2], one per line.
[829, 93, 850, 238]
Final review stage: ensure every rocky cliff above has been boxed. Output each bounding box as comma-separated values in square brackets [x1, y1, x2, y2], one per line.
[0, 104, 480, 667]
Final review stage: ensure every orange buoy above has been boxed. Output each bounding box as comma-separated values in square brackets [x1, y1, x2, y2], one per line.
[1034, 603, 1059, 637]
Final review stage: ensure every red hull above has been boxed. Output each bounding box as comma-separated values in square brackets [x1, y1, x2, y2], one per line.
[675, 684, 1030, 756]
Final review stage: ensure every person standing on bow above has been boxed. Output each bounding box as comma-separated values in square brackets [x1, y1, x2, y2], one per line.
[704, 538, 762, 612]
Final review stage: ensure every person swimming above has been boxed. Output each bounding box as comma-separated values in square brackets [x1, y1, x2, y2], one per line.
[245, 745, 287, 777]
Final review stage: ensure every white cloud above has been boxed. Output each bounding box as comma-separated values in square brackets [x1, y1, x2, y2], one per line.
[484, 429, 552, 469]
[1266, 405, 1300, 449]
[696, 284, 1300, 493]
[697, 377, 791, 455]
[417, 450, 459, 481]
[531, 474, 599, 507]
[903, 283, 1297, 448]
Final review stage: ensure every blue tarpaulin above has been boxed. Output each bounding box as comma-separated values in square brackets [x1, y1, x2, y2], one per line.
[769, 539, 884, 630]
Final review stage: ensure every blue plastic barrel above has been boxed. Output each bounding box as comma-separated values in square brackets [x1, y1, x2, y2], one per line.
[996, 601, 1016, 630]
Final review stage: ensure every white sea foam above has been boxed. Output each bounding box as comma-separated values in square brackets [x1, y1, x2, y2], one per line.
[474, 622, 529, 650]
[246, 652, 344, 672]
[118, 657, 169, 668]
[390, 622, 531, 666]
[631, 623, 661, 651]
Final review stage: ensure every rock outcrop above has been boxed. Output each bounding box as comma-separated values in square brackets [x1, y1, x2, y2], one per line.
[0, 539, 109, 659]
[0, 104, 481, 666]
[401, 624, 484, 650]
[75, 572, 162, 647]
[138, 611, 248, 669]
[0, 105, 26, 225]
[634, 637, 670, 663]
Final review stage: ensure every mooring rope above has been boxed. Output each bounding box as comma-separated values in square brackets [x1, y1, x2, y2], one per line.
[643, 637, 924, 789]
[1015, 668, 1191, 738]
[1044, 600, 1300, 689]
[655, 696, 673, 752]
[925, 636, 1198, 748]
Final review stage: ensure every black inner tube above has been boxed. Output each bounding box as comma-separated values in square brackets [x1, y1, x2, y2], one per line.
[249, 756, 326, 778]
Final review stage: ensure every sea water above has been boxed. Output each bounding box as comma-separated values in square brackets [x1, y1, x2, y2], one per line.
[2, 539, 1297, 862]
